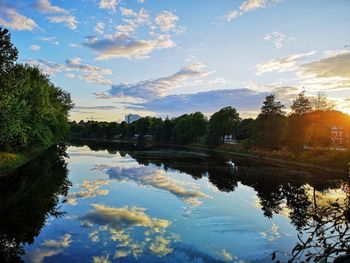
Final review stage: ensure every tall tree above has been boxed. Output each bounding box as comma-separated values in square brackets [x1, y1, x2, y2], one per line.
[291, 91, 312, 115]
[261, 94, 285, 115]
[253, 94, 286, 149]
[0, 27, 18, 75]
[287, 91, 312, 150]
[312, 91, 335, 111]
[208, 106, 241, 147]
[0, 27, 73, 152]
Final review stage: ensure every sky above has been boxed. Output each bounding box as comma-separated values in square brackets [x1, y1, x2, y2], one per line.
[0, 0, 349, 122]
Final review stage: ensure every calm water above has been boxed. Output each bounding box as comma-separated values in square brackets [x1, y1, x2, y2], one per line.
[0, 142, 349, 262]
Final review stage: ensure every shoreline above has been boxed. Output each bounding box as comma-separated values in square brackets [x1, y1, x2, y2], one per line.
[0, 147, 49, 176]
[69, 137, 349, 174]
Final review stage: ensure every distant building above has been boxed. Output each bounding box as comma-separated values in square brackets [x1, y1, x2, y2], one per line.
[330, 126, 344, 147]
[125, 114, 141, 124]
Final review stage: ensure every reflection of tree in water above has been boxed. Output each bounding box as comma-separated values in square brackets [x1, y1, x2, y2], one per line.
[0, 145, 71, 262]
[273, 181, 350, 262]
[76, 140, 346, 229]
[71, 140, 350, 260]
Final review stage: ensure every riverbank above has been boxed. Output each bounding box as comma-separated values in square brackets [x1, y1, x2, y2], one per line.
[0, 148, 48, 176]
[181, 144, 350, 174]
[69, 137, 350, 174]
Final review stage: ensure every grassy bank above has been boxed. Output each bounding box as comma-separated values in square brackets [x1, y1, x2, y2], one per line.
[0, 148, 47, 176]
[214, 144, 350, 172]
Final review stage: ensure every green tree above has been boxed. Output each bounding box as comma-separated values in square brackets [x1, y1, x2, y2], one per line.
[261, 94, 285, 115]
[291, 90, 312, 115]
[208, 106, 241, 147]
[0, 27, 18, 75]
[287, 91, 312, 151]
[236, 118, 254, 140]
[253, 94, 286, 149]
[0, 28, 73, 152]
[173, 112, 207, 144]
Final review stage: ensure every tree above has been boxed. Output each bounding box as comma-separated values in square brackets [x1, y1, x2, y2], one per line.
[161, 118, 173, 142]
[261, 94, 285, 115]
[253, 94, 286, 149]
[0, 28, 73, 152]
[287, 91, 312, 150]
[134, 117, 152, 138]
[312, 91, 335, 111]
[173, 112, 207, 144]
[208, 107, 241, 147]
[0, 27, 18, 75]
[291, 90, 312, 115]
[236, 118, 254, 140]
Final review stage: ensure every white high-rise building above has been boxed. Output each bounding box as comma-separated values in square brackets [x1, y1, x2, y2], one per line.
[125, 114, 141, 124]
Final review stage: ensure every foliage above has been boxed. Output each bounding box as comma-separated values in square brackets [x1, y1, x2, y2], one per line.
[173, 112, 207, 144]
[0, 27, 73, 153]
[0, 145, 71, 262]
[252, 95, 286, 149]
[273, 200, 350, 262]
[207, 106, 241, 147]
[0, 27, 18, 75]
[70, 91, 350, 156]
[313, 91, 335, 111]
[291, 90, 312, 115]
[261, 94, 285, 115]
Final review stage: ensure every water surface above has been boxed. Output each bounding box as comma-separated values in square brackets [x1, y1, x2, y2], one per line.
[0, 143, 348, 262]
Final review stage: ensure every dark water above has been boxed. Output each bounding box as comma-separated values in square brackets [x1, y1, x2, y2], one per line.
[0, 142, 349, 263]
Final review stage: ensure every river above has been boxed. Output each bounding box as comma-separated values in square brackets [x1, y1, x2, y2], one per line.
[0, 142, 349, 262]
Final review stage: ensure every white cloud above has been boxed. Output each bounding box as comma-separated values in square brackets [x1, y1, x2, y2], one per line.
[37, 36, 59, 45]
[240, 0, 266, 12]
[98, 165, 209, 206]
[129, 88, 268, 117]
[224, 10, 239, 21]
[27, 234, 72, 263]
[209, 77, 228, 86]
[299, 52, 350, 79]
[0, 9, 38, 31]
[96, 63, 211, 100]
[260, 223, 281, 241]
[94, 22, 105, 34]
[224, 0, 282, 21]
[30, 45, 41, 51]
[36, 0, 68, 14]
[84, 34, 175, 60]
[36, 0, 77, 30]
[70, 43, 82, 48]
[66, 179, 110, 206]
[218, 249, 234, 262]
[99, 0, 121, 11]
[297, 51, 350, 91]
[256, 51, 316, 75]
[115, 8, 151, 37]
[82, 203, 171, 231]
[42, 234, 72, 248]
[26, 58, 113, 85]
[256, 50, 350, 92]
[120, 7, 137, 17]
[263, 31, 285, 49]
[48, 15, 77, 30]
[155, 11, 179, 32]
[93, 255, 111, 263]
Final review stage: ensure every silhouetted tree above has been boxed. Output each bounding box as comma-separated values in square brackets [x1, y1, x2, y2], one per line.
[208, 106, 241, 147]
[253, 94, 286, 149]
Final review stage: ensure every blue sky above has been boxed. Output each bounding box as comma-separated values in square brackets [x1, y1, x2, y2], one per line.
[1, 0, 349, 121]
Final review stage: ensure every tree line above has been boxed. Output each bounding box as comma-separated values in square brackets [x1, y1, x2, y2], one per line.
[70, 91, 350, 150]
[0, 27, 73, 152]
